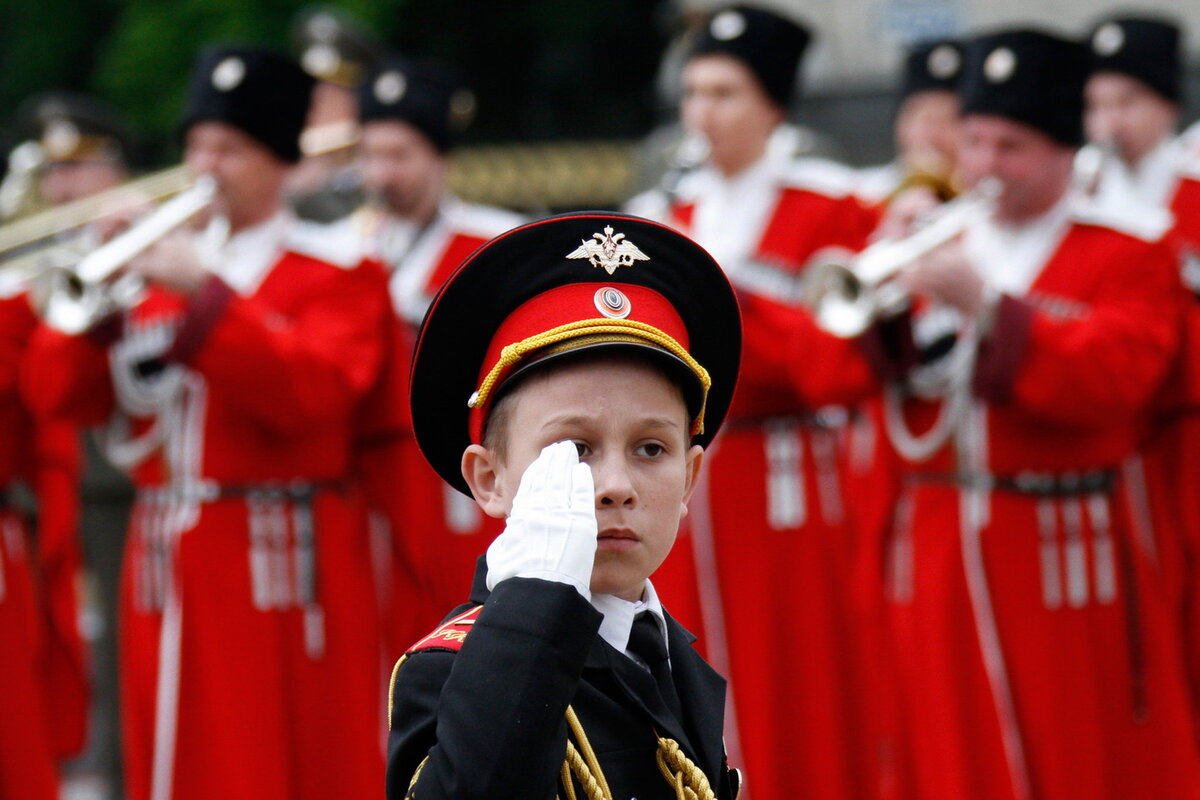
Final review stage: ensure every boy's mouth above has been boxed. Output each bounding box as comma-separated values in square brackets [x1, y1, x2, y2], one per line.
[597, 527, 639, 551]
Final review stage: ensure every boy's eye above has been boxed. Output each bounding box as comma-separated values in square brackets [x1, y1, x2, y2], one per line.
[635, 442, 665, 458]
[572, 441, 591, 459]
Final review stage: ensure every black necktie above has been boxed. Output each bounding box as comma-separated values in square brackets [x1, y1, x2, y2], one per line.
[628, 612, 684, 723]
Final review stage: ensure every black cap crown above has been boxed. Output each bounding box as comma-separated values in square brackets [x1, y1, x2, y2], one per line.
[181, 46, 315, 163]
[900, 39, 965, 101]
[17, 92, 132, 164]
[688, 5, 811, 108]
[961, 29, 1089, 147]
[357, 57, 475, 153]
[1087, 15, 1182, 103]
[411, 212, 741, 495]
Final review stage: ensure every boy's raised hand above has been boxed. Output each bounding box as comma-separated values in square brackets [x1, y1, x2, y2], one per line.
[485, 440, 598, 599]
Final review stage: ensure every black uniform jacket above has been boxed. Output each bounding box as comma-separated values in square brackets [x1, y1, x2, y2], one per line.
[386, 561, 739, 799]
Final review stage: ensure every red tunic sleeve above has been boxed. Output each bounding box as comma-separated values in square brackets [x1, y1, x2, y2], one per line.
[166, 255, 390, 436]
[974, 229, 1184, 427]
[737, 289, 883, 410]
[22, 322, 117, 426]
[32, 418, 89, 758]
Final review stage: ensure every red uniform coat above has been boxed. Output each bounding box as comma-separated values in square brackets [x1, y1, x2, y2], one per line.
[873, 204, 1200, 800]
[629, 154, 883, 800]
[0, 293, 86, 799]
[336, 197, 524, 658]
[23, 217, 390, 800]
[1099, 140, 1200, 726]
[1160, 156, 1200, 721]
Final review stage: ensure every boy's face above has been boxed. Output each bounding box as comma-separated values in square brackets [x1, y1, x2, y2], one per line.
[465, 355, 703, 602]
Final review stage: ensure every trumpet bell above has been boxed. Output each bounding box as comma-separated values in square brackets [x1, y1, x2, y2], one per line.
[804, 260, 909, 338]
[34, 266, 112, 335]
[804, 262, 874, 338]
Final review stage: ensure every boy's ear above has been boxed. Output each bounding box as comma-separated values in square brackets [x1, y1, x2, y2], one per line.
[679, 444, 705, 520]
[462, 444, 510, 519]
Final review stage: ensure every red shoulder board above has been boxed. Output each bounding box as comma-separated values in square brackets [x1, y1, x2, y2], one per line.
[406, 605, 483, 654]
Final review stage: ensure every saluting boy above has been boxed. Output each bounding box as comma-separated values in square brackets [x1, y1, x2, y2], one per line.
[386, 212, 744, 799]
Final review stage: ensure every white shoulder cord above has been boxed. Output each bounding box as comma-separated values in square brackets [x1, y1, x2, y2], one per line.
[883, 319, 983, 463]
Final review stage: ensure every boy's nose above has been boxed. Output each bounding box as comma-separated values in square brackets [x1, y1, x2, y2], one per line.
[592, 456, 637, 508]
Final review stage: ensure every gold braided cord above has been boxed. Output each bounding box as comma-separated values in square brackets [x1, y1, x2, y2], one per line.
[563, 705, 614, 800]
[404, 755, 429, 798]
[563, 740, 610, 800]
[387, 655, 408, 729]
[656, 736, 717, 800]
[560, 759, 579, 800]
[469, 318, 712, 436]
[557, 708, 718, 800]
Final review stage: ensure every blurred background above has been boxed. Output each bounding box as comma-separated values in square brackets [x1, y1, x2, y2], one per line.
[3, 0, 1197, 173]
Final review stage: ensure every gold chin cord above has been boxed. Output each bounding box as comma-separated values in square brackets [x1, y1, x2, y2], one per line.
[559, 706, 717, 800]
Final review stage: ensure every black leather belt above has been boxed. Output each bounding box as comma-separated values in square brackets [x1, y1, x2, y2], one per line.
[907, 469, 1117, 496]
[136, 479, 346, 505]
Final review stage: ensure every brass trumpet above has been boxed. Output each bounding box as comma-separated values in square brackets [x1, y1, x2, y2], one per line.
[803, 177, 1002, 338]
[35, 175, 217, 334]
[1072, 139, 1118, 197]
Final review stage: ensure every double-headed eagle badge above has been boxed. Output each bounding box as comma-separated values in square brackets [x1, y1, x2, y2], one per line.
[566, 226, 650, 275]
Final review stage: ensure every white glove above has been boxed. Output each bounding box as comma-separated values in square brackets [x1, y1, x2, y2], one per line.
[485, 440, 597, 599]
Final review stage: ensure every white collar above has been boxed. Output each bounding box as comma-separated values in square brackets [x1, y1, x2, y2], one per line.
[966, 190, 1074, 296]
[684, 148, 780, 278]
[1094, 135, 1183, 210]
[1129, 135, 1184, 208]
[207, 210, 291, 295]
[591, 579, 669, 661]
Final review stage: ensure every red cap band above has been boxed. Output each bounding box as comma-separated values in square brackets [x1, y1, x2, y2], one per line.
[467, 282, 695, 443]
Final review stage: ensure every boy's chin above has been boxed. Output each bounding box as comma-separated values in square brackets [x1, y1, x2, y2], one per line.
[589, 569, 649, 602]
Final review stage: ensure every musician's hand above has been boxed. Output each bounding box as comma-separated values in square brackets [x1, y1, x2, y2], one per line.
[874, 184, 941, 242]
[91, 190, 155, 244]
[125, 229, 210, 297]
[899, 237, 987, 317]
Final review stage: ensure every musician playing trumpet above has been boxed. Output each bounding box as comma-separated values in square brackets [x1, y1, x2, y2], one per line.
[23, 45, 391, 800]
[814, 29, 1200, 800]
[854, 38, 965, 208]
[1083, 14, 1200, 730]
[625, 7, 885, 798]
[0, 92, 117, 800]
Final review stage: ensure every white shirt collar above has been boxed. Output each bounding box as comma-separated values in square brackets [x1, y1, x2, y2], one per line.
[206, 210, 291, 295]
[965, 189, 1074, 296]
[686, 140, 784, 278]
[1094, 134, 1184, 210]
[591, 579, 669, 662]
[1131, 135, 1185, 208]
